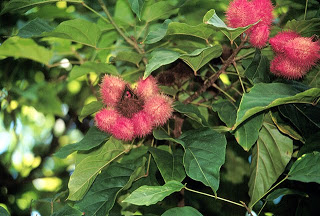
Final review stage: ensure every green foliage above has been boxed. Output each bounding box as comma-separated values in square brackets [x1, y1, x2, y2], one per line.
[162, 206, 203, 216]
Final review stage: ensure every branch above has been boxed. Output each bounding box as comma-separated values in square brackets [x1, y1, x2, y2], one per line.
[183, 35, 248, 104]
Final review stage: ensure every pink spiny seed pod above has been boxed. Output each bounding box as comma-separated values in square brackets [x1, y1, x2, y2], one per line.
[269, 31, 300, 53]
[284, 37, 320, 67]
[136, 76, 159, 99]
[144, 95, 173, 126]
[100, 75, 126, 106]
[226, 0, 255, 28]
[95, 108, 119, 133]
[131, 111, 153, 137]
[270, 55, 308, 79]
[249, 24, 270, 48]
[109, 117, 134, 141]
[252, 0, 274, 26]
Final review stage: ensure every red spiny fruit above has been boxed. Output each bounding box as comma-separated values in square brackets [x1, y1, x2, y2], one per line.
[95, 108, 119, 133]
[249, 25, 270, 48]
[136, 76, 159, 99]
[131, 111, 153, 137]
[109, 117, 134, 141]
[226, 0, 255, 28]
[284, 37, 320, 67]
[252, 0, 273, 26]
[270, 55, 309, 79]
[144, 95, 173, 126]
[269, 31, 300, 53]
[100, 75, 126, 106]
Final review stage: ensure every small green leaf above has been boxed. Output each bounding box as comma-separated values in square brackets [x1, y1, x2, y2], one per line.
[265, 188, 308, 201]
[79, 101, 104, 122]
[149, 147, 186, 183]
[288, 152, 320, 184]
[0, 37, 53, 65]
[54, 126, 110, 159]
[17, 18, 54, 38]
[69, 62, 118, 80]
[203, 9, 258, 43]
[67, 137, 125, 201]
[285, 18, 320, 37]
[248, 113, 293, 208]
[180, 127, 227, 193]
[244, 49, 271, 84]
[128, 0, 145, 20]
[234, 83, 320, 128]
[123, 180, 184, 206]
[162, 206, 203, 216]
[142, 1, 179, 22]
[0, 206, 10, 216]
[113, 51, 143, 66]
[144, 19, 172, 44]
[153, 129, 184, 145]
[51, 204, 82, 216]
[174, 101, 208, 126]
[114, 0, 135, 26]
[212, 99, 237, 128]
[303, 66, 320, 88]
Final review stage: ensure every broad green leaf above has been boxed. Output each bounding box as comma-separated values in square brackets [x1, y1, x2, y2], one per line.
[142, 1, 179, 22]
[285, 18, 320, 37]
[180, 45, 222, 73]
[248, 113, 293, 208]
[123, 180, 184, 206]
[288, 152, 320, 184]
[180, 127, 227, 193]
[203, 9, 258, 43]
[298, 132, 320, 157]
[43, 19, 101, 48]
[114, 0, 135, 26]
[174, 101, 208, 126]
[278, 103, 320, 139]
[54, 126, 111, 158]
[265, 188, 308, 201]
[212, 99, 237, 128]
[17, 18, 54, 38]
[144, 19, 172, 44]
[0, 36, 53, 65]
[113, 51, 143, 66]
[244, 49, 271, 84]
[153, 129, 184, 145]
[79, 101, 104, 122]
[149, 147, 185, 183]
[303, 66, 320, 88]
[0, 0, 81, 14]
[75, 163, 137, 216]
[234, 83, 320, 128]
[67, 137, 125, 201]
[234, 113, 264, 151]
[51, 204, 82, 216]
[162, 206, 203, 216]
[0, 207, 10, 216]
[128, 0, 144, 20]
[69, 62, 118, 80]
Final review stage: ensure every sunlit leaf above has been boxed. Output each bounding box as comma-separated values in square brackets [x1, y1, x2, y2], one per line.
[123, 180, 184, 206]
[248, 113, 293, 208]
[17, 18, 54, 38]
[128, 0, 144, 20]
[142, 1, 179, 22]
[288, 152, 320, 184]
[0, 207, 10, 216]
[79, 101, 104, 122]
[114, 0, 135, 26]
[162, 206, 203, 216]
[69, 62, 118, 80]
[67, 137, 125, 201]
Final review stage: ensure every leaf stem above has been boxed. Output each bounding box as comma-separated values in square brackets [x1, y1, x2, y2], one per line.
[81, 2, 110, 24]
[184, 186, 246, 208]
[304, 0, 308, 20]
[212, 83, 236, 102]
[233, 61, 246, 93]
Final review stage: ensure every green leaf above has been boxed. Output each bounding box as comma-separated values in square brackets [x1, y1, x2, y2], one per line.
[123, 180, 184, 206]
[174, 101, 208, 126]
[180, 45, 222, 73]
[248, 113, 293, 208]
[17, 18, 54, 38]
[162, 206, 203, 216]
[43, 19, 102, 48]
[54, 126, 111, 159]
[67, 137, 125, 201]
[288, 152, 320, 184]
[265, 188, 308, 201]
[234, 83, 320, 128]
[153, 129, 184, 145]
[180, 127, 227, 193]
[234, 113, 264, 151]
[149, 147, 185, 183]
[51, 204, 82, 216]
[114, 0, 135, 26]
[0, 206, 10, 216]
[298, 132, 320, 157]
[75, 163, 137, 216]
[142, 1, 179, 22]
[113, 51, 142, 66]
[128, 0, 144, 20]
[69, 62, 118, 80]
[212, 99, 237, 128]
[244, 49, 271, 84]
[0, 36, 53, 65]
[303, 66, 320, 88]
[79, 101, 104, 122]
[203, 9, 258, 43]
[285, 18, 320, 37]
[144, 19, 172, 44]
